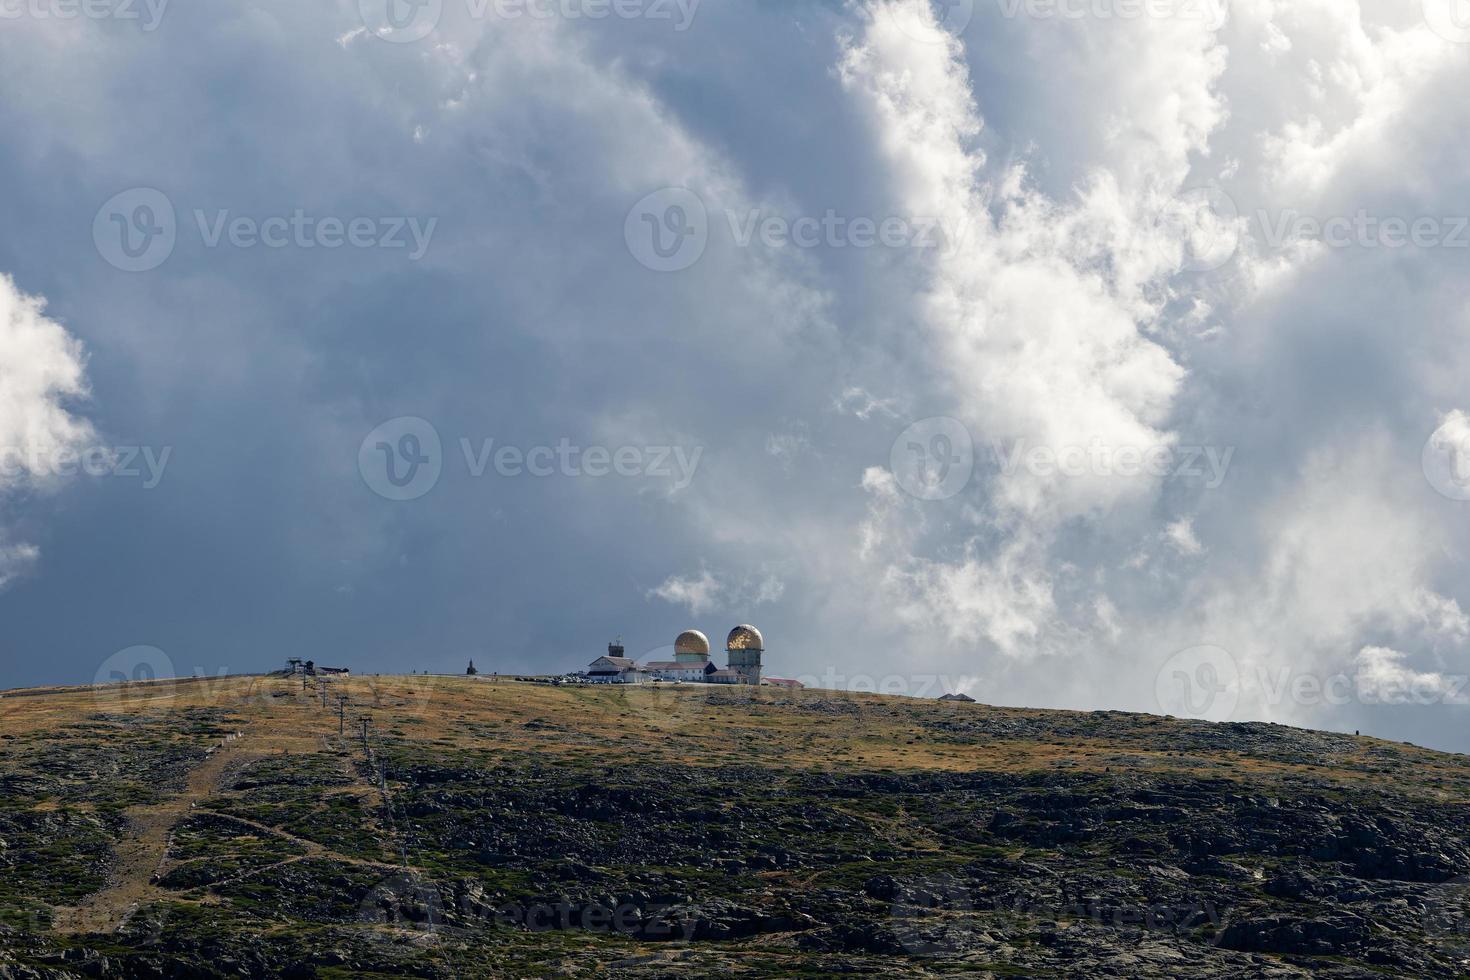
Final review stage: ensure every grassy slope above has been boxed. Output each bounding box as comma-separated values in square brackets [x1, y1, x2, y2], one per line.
[0, 675, 1466, 977]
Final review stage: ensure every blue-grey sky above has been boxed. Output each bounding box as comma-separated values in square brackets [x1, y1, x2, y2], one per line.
[4, 0, 1470, 752]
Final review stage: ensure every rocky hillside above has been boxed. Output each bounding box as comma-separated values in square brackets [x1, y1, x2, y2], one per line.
[0, 674, 1467, 977]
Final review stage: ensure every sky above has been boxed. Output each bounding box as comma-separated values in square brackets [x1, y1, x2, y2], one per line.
[2, 0, 1470, 752]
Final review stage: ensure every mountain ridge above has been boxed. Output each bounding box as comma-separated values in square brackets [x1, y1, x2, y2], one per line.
[0, 674, 1466, 977]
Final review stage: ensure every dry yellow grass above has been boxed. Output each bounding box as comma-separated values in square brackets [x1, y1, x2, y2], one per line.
[5, 671, 1468, 974]
[6, 673, 1463, 796]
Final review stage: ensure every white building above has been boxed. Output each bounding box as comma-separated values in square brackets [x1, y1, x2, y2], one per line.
[581, 627, 794, 687]
[585, 655, 650, 684]
[585, 640, 651, 684]
[644, 629, 716, 681]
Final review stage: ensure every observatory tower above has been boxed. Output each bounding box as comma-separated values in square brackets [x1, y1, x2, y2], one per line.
[674, 629, 711, 665]
[725, 625, 764, 686]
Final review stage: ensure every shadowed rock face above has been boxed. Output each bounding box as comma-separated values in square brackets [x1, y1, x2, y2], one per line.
[0, 676, 1468, 978]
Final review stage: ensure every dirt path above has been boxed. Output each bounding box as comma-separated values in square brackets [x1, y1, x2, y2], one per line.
[51, 735, 261, 935]
[185, 809, 404, 876]
[51, 720, 411, 936]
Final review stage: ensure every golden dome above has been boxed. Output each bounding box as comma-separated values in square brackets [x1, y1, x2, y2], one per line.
[726, 624, 765, 651]
[674, 629, 711, 657]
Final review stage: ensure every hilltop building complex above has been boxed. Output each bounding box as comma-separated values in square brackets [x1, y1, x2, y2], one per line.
[583, 626, 801, 688]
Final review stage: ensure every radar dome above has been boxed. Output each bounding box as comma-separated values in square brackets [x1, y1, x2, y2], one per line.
[675, 629, 711, 657]
[726, 625, 765, 651]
